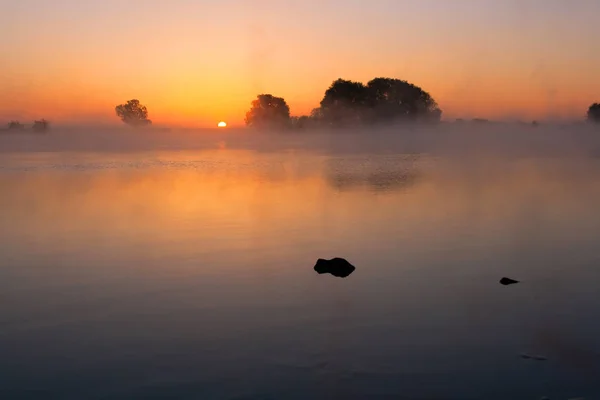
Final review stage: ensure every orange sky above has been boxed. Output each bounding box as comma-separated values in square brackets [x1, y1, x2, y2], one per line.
[2, 0, 600, 126]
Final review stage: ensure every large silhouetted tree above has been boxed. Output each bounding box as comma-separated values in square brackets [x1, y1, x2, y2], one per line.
[316, 77, 442, 126]
[245, 94, 291, 128]
[319, 79, 368, 125]
[115, 99, 151, 126]
[588, 103, 600, 123]
[366, 78, 441, 122]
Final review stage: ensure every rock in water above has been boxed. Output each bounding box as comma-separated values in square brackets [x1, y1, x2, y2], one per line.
[314, 258, 356, 278]
[520, 353, 547, 361]
[500, 277, 519, 285]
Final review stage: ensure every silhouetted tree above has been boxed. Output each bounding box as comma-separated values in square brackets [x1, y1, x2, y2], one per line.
[319, 79, 368, 125]
[588, 103, 600, 123]
[33, 119, 49, 132]
[366, 78, 441, 122]
[245, 94, 291, 128]
[115, 99, 151, 126]
[316, 77, 441, 126]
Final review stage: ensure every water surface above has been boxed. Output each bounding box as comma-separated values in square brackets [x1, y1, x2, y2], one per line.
[2, 131, 600, 399]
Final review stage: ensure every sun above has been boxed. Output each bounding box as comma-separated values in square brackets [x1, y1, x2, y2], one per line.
[217, 121, 227, 128]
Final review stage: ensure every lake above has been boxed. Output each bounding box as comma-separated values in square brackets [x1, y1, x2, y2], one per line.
[1, 127, 600, 399]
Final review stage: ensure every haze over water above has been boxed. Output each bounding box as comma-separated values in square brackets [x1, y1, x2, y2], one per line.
[2, 125, 600, 399]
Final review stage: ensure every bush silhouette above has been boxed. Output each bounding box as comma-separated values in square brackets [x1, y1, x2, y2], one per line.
[588, 103, 600, 123]
[33, 119, 49, 131]
[7, 121, 24, 130]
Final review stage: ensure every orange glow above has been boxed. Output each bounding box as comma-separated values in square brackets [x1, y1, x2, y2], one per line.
[2, 57, 598, 125]
[1, 2, 599, 125]
[3, 151, 600, 262]
[218, 121, 227, 128]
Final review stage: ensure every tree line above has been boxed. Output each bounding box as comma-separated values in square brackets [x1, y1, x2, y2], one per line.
[3, 88, 599, 131]
[113, 77, 442, 128]
[245, 77, 442, 129]
[2, 119, 49, 132]
[113, 78, 600, 127]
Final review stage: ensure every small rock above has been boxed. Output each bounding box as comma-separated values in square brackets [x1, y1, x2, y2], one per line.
[314, 258, 356, 278]
[520, 353, 547, 361]
[500, 277, 519, 285]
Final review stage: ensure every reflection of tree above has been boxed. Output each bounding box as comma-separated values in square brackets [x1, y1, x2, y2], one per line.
[325, 156, 422, 193]
[327, 170, 420, 192]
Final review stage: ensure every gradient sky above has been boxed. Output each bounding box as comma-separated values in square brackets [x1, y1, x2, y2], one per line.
[2, 0, 599, 126]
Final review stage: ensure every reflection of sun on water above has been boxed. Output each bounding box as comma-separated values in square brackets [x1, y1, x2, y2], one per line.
[218, 121, 227, 128]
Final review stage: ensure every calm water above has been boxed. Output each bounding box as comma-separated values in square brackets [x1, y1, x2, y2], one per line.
[2, 132, 600, 399]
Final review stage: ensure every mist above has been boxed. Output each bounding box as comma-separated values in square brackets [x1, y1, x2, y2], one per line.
[4, 117, 600, 400]
[1, 122, 599, 160]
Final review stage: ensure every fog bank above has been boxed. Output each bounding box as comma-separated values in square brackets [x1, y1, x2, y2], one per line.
[1, 123, 599, 159]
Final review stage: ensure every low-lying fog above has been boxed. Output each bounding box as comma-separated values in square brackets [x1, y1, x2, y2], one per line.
[1, 122, 599, 159]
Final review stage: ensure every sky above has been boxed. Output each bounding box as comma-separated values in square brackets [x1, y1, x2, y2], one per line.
[1, 0, 600, 127]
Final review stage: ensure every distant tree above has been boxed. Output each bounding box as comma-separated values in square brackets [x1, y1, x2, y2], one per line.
[115, 99, 152, 126]
[33, 119, 49, 132]
[588, 103, 600, 123]
[319, 79, 368, 126]
[7, 121, 24, 130]
[245, 94, 291, 128]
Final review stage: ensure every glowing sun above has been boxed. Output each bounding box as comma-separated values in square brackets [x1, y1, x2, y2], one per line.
[217, 121, 227, 128]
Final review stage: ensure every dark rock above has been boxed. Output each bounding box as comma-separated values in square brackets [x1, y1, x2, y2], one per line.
[314, 258, 356, 278]
[520, 353, 547, 361]
[500, 277, 519, 285]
